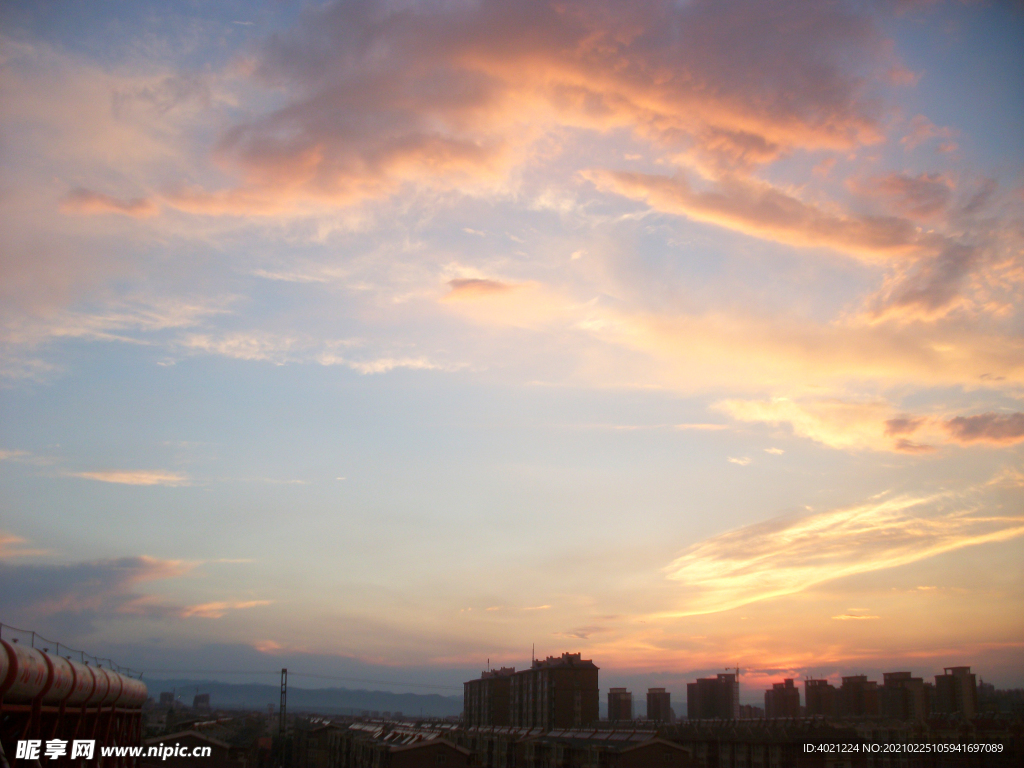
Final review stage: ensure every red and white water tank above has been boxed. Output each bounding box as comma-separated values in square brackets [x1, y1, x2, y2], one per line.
[0, 639, 147, 707]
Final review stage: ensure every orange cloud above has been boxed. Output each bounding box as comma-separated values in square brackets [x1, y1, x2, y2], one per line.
[719, 399, 1024, 453]
[586, 170, 918, 261]
[439, 276, 569, 329]
[848, 172, 953, 219]
[718, 397, 923, 452]
[181, 600, 272, 619]
[661, 493, 1024, 617]
[163, 0, 890, 213]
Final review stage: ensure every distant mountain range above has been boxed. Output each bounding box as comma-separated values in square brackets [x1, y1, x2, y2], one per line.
[144, 679, 463, 718]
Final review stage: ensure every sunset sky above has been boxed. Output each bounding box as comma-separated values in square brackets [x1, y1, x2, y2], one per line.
[1, 0, 1022, 701]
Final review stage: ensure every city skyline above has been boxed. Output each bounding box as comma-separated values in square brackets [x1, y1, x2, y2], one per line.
[1, 0, 1022, 694]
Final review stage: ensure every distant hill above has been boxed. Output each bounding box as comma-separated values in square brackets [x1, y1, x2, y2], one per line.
[144, 679, 462, 718]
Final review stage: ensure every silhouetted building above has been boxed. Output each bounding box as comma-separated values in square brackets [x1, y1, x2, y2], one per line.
[159, 692, 174, 707]
[805, 679, 837, 717]
[516, 731, 690, 767]
[687, 673, 739, 719]
[608, 688, 633, 722]
[838, 675, 879, 718]
[508, 652, 600, 729]
[764, 679, 800, 719]
[647, 688, 672, 723]
[331, 724, 472, 768]
[463, 666, 515, 727]
[738, 704, 764, 719]
[935, 666, 977, 719]
[880, 672, 929, 721]
[193, 693, 210, 709]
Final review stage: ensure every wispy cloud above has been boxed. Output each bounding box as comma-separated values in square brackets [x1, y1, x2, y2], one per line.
[64, 470, 190, 486]
[661, 493, 1024, 616]
[445, 278, 518, 299]
[60, 188, 158, 218]
[181, 600, 271, 619]
[901, 115, 958, 152]
[719, 398, 1024, 453]
[0, 532, 50, 559]
[718, 397, 916, 452]
[586, 170, 918, 261]
[848, 173, 953, 220]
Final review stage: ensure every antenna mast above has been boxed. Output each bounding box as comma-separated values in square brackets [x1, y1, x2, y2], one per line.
[279, 668, 287, 736]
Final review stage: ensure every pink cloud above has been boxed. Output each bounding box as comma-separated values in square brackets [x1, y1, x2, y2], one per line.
[848, 172, 953, 219]
[167, 0, 891, 213]
[944, 413, 1024, 446]
[60, 188, 157, 217]
[901, 115, 958, 152]
[586, 170, 918, 260]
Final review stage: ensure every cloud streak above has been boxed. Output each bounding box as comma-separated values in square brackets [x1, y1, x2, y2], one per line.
[586, 170, 918, 261]
[60, 188, 158, 218]
[719, 397, 1024, 452]
[661, 494, 1024, 616]
[64, 470, 190, 486]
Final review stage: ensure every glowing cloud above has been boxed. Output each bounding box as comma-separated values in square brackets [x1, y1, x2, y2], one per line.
[586, 170, 918, 261]
[181, 600, 272, 619]
[662, 494, 1024, 617]
[717, 397, 914, 452]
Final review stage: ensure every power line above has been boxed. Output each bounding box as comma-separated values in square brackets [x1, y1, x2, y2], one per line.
[141, 669, 462, 691]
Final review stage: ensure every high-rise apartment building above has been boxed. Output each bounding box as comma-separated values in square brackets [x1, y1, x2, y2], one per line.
[687, 673, 739, 720]
[880, 672, 929, 721]
[764, 679, 800, 719]
[607, 688, 633, 722]
[509, 653, 600, 730]
[838, 676, 880, 718]
[934, 667, 977, 719]
[463, 667, 516, 727]
[804, 679, 837, 717]
[647, 688, 672, 724]
[465, 654, 599, 729]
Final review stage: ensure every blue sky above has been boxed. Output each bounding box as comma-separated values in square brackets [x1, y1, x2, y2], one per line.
[1, 0, 1022, 699]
